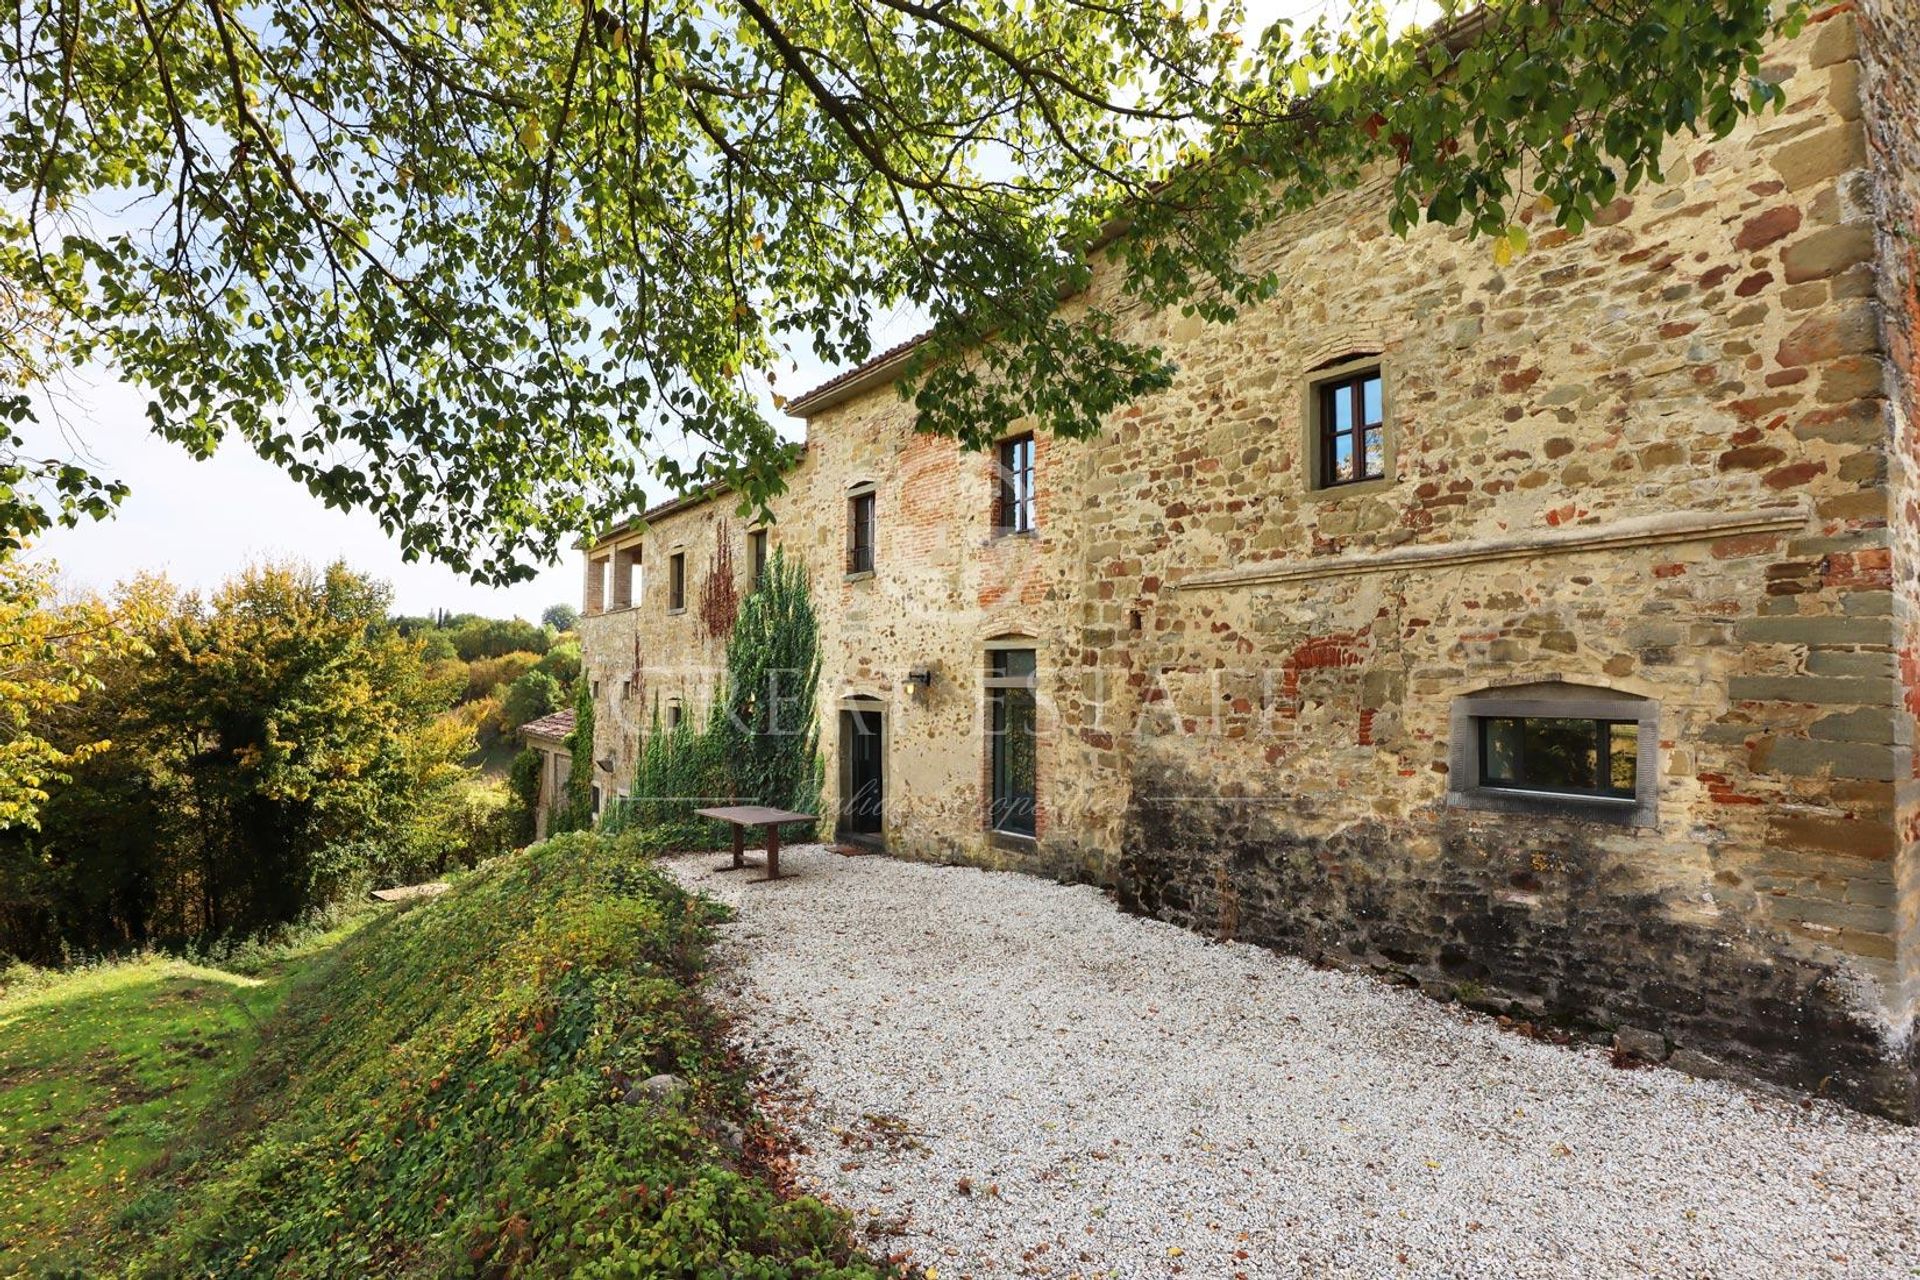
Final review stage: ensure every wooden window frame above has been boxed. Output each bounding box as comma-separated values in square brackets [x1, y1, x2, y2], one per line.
[847, 489, 877, 576]
[748, 528, 769, 587]
[1316, 369, 1385, 489]
[1302, 355, 1394, 497]
[994, 433, 1037, 536]
[667, 551, 686, 612]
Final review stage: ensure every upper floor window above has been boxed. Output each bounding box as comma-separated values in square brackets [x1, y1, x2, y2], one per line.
[668, 551, 686, 611]
[748, 528, 769, 587]
[1447, 683, 1657, 826]
[995, 433, 1036, 535]
[848, 489, 876, 575]
[1312, 362, 1385, 489]
[1305, 355, 1397, 491]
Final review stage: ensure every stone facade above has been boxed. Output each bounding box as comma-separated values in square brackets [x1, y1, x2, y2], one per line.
[580, 8, 1920, 1118]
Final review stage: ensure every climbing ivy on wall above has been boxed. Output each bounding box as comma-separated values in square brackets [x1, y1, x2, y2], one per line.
[700, 522, 740, 642]
[605, 547, 821, 844]
[713, 547, 822, 819]
[557, 681, 597, 834]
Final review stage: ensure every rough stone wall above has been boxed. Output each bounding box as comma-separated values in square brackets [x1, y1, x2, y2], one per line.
[1860, 0, 1920, 1082]
[576, 502, 738, 792]
[580, 9, 1918, 1115]
[1086, 7, 1911, 1117]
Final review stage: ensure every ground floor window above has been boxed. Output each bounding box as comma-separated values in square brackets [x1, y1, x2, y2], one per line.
[1447, 682, 1657, 826]
[1479, 716, 1638, 798]
[987, 648, 1037, 837]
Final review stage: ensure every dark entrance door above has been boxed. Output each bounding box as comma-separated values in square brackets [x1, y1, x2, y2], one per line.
[839, 707, 884, 843]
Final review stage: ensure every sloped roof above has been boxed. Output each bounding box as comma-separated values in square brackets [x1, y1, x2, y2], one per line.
[520, 708, 576, 742]
[785, 330, 932, 419]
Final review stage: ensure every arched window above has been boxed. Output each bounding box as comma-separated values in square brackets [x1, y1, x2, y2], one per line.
[1447, 682, 1658, 826]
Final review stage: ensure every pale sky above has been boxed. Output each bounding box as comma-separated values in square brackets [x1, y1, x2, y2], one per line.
[17, 0, 1417, 620]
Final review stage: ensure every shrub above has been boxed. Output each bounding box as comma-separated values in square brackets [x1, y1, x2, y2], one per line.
[506, 748, 543, 845]
[532, 638, 581, 687]
[447, 616, 550, 661]
[463, 649, 542, 703]
[501, 668, 562, 732]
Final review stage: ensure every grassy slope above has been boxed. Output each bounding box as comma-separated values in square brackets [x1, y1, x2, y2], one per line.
[107, 832, 890, 1279]
[0, 913, 379, 1277]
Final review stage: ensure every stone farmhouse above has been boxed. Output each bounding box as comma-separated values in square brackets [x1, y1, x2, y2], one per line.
[575, 5, 1920, 1118]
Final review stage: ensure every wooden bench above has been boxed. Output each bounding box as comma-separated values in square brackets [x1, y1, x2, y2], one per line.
[695, 805, 818, 882]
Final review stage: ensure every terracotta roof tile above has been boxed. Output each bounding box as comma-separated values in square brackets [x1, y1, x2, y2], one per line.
[519, 708, 576, 742]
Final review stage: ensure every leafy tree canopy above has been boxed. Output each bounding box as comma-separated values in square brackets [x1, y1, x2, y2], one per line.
[0, 557, 155, 830]
[541, 603, 580, 633]
[1, 0, 1803, 581]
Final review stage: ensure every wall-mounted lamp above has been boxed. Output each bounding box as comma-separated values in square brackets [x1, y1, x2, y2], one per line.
[596, 756, 615, 773]
[905, 665, 935, 693]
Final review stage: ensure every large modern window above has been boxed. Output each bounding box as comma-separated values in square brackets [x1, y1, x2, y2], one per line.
[667, 551, 686, 611]
[986, 648, 1037, 838]
[1449, 683, 1658, 826]
[995, 433, 1036, 535]
[1314, 365, 1385, 489]
[848, 490, 877, 574]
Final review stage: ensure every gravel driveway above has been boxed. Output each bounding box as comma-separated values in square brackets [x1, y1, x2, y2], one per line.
[665, 845, 1920, 1280]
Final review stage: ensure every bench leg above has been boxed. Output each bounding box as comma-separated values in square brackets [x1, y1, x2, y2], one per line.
[767, 825, 781, 880]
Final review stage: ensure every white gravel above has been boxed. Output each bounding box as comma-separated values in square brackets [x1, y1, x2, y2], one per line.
[665, 845, 1920, 1280]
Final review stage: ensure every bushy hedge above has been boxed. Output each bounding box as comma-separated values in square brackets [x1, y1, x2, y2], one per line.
[119, 831, 892, 1278]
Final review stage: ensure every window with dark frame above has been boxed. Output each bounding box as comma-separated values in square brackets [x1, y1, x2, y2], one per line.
[668, 552, 685, 611]
[848, 491, 876, 574]
[995, 433, 1036, 534]
[986, 648, 1037, 837]
[1316, 368, 1385, 488]
[748, 528, 769, 587]
[1477, 716, 1639, 799]
[667, 702, 683, 729]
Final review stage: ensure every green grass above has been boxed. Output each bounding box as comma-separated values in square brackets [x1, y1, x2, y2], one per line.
[41, 831, 892, 1279]
[0, 912, 381, 1277]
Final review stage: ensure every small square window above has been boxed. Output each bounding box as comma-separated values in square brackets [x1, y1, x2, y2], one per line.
[1313, 367, 1385, 489]
[848, 492, 876, 574]
[995, 434, 1036, 535]
[668, 552, 685, 611]
[667, 702, 683, 729]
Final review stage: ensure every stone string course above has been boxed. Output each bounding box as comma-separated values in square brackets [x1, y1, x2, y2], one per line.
[580, 8, 1920, 1119]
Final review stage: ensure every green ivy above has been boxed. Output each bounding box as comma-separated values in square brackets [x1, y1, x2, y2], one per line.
[604, 548, 822, 848]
